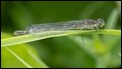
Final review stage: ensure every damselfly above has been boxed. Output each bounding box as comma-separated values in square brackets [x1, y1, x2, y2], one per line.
[14, 18, 105, 36]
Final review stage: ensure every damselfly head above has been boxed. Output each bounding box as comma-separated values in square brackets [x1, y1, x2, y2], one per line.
[97, 18, 105, 27]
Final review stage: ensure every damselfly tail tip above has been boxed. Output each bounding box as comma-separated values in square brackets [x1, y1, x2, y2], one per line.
[13, 30, 27, 36]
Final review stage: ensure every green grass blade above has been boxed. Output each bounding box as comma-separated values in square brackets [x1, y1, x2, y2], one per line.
[1, 29, 121, 47]
[27, 49, 49, 67]
[119, 53, 121, 57]
[105, 8, 119, 29]
[5, 47, 33, 68]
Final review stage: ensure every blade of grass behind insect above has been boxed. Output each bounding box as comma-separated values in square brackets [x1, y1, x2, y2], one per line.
[103, 8, 120, 49]
[105, 8, 119, 29]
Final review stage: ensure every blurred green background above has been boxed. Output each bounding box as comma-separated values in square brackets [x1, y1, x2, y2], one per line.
[1, 1, 121, 68]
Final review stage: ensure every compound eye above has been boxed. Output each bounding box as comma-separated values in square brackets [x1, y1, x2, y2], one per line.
[97, 18, 105, 27]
